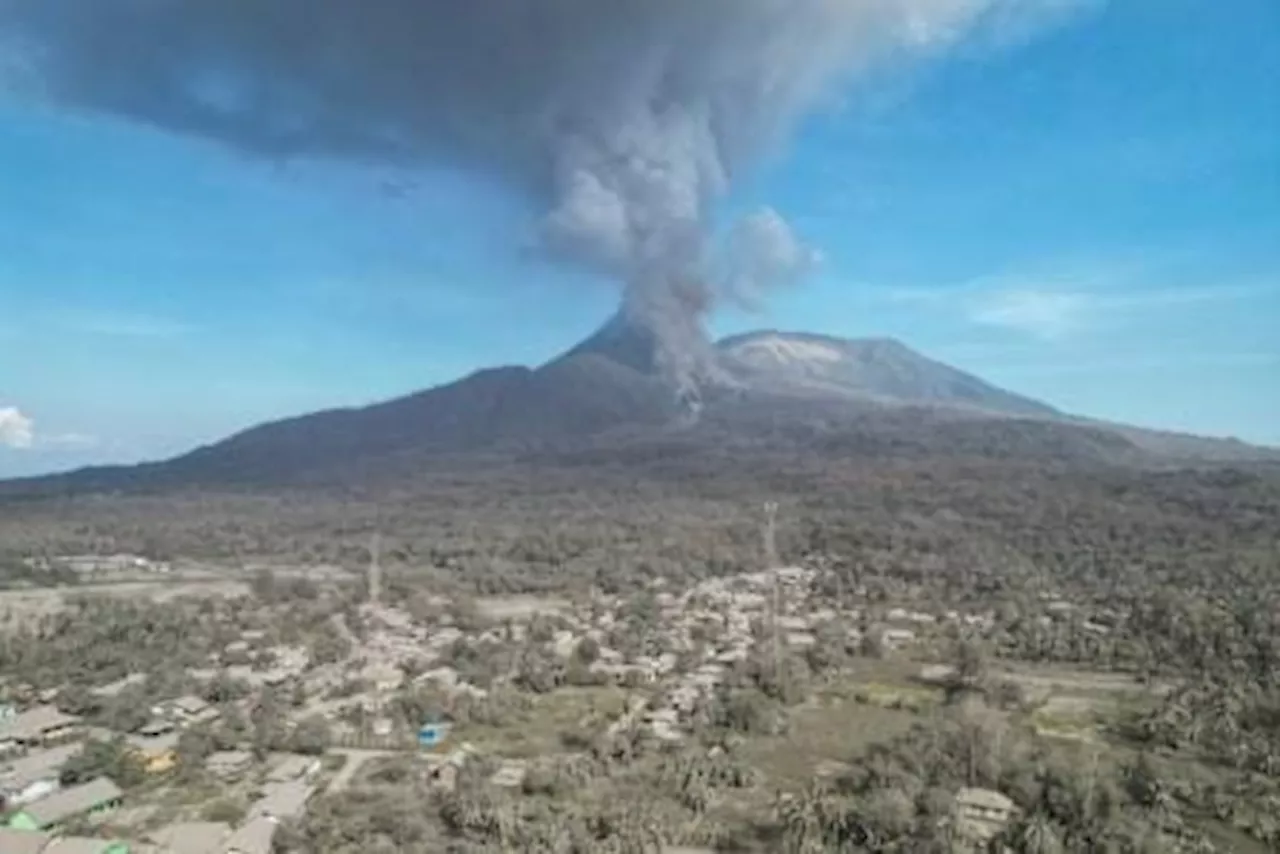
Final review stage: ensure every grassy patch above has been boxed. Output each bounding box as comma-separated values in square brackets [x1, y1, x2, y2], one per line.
[460, 686, 631, 758]
[741, 678, 922, 790]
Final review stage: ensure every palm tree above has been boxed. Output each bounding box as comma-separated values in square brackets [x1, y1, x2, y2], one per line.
[1012, 812, 1064, 854]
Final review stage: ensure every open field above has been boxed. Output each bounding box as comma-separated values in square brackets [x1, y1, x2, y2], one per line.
[0, 577, 250, 627]
[475, 595, 572, 621]
[461, 685, 630, 758]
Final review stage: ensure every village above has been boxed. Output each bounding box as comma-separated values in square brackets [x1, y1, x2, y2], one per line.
[0, 541, 1144, 854]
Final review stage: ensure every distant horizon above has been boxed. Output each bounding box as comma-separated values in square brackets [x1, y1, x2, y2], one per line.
[2, 0, 1278, 476]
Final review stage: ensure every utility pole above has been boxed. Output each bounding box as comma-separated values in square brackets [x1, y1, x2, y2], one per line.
[764, 502, 781, 684]
[368, 531, 382, 607]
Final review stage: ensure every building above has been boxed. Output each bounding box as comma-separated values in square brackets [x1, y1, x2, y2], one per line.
[41, 838, 131, 854]
[0, 707, 82, 756]
[144, 821, 230, 854]
[6, 778, 123, 831]
[159, 696, 218, 726]
[249, 779, 314, 821]
[0, 744, 79, 809]
[953, 787, 1018, 847]
[90, 675, 146, 700]
[125, 732, 179, 775]
[204, 751, 253, 781]
[265, 755, 320, 784]
[0, 827, 50, 854]
[417, 722, 451, 749]
[222, 818, 278, 854]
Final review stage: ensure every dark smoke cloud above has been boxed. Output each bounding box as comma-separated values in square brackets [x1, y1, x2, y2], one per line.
[0, 0, 1081, 377]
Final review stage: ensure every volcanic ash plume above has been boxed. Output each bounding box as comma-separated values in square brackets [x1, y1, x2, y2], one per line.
[0, 0, 1079, 395]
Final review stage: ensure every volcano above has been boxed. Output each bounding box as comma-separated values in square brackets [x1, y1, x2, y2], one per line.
[0, 315, 1272, 496]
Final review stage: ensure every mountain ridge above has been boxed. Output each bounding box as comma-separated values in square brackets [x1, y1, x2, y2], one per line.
[1, 326, 1274, 496]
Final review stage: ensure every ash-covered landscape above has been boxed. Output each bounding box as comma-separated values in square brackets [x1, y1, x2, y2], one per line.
[2, 1, 1278, 853]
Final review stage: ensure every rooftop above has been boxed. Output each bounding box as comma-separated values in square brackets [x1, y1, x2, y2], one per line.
[126, 732, 180, 755]
[222, 817, 277, 854]
[1, 744, 80, 789]
[23, 778, 123, 827]
[1, 706, 80, 742]
[145, 821, 231, 854]
[250, 779, 314, 820]
[0, 827, 51, 854]
[955, 787, 1017, 814]
[41, 838, 128, 854]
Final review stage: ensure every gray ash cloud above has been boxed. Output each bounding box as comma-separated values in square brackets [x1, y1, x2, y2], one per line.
[0, 0, 1080, 389]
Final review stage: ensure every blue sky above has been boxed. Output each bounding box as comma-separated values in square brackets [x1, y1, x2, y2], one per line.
[1, 0, 1278, 476]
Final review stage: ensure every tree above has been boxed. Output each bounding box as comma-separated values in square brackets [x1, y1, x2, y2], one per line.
[60, 738, 145, 789]
[290, 715, 332, 756]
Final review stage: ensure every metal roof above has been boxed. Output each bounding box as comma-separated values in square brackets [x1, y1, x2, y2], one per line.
[23, 778, 123, 827]
[0, 828, 51, 854]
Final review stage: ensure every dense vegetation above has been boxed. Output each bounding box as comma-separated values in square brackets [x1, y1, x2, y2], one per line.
[1, 430, 1277, 851]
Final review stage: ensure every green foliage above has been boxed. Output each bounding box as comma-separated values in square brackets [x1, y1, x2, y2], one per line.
[60, 738, 146, 789]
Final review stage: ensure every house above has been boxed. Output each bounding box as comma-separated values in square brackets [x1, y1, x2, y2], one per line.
[162, 696, 218, 726]
[249, 779, 314, 821]
[90, 674, 146, 700]
[0, 707, 82, 755]
[125, 732, 179, 775]
[417, 721, 451, 749]
[204, 751, 254, 781]
[488, 759, 527, 789]
[0, 744, 79, 808]
[0, 827, 51, 854]
[6, 778, 123, 831]
[144, 821, 231, 854]
[881, 628, 917, 650]
[222, 817, 277, 854]
[265, 755, 321, 784]
[953, 787, 1018, 847]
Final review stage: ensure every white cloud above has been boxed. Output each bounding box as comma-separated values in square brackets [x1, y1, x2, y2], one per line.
[41, 432, 100, 450]
[886, 274, 1279, 340]
[968, 288, 1090, 339]
[0, 406, 98, 452]
[0, 406, 35, 449]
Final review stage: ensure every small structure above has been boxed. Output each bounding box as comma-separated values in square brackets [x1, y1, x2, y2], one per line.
[144, 821, 231, 854]
[489, 759, 527, 789]
[6, 778, 123, 831]
[417, 721, 452, 749]
[0, 706, 82, 755]
[265, 755, 321, 784]
[125, 732, 179, 775]
[204, 751, 254, 781]
[90, 674, 146, 700]
[0, 827, 50, 854]
[163, 696, 218, 726]
[135, 720, 175, 739]
[222, 818, 278, 854]
[41, 838, 131, 854]
[249, 779, 314, 821]
[953, 787, 1018, 847]
[0, 744, 79, 808]
[881, 628, 917, 650]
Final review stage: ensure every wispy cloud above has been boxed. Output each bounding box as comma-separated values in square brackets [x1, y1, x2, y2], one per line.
[969, 288, 1090, 339]
[888, 274, 1279, 340]
[0, 405, 98, 452]
[68, 311, 192, 339]
[993, 351, 1280, 378]
[40, 431, 100, 450]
